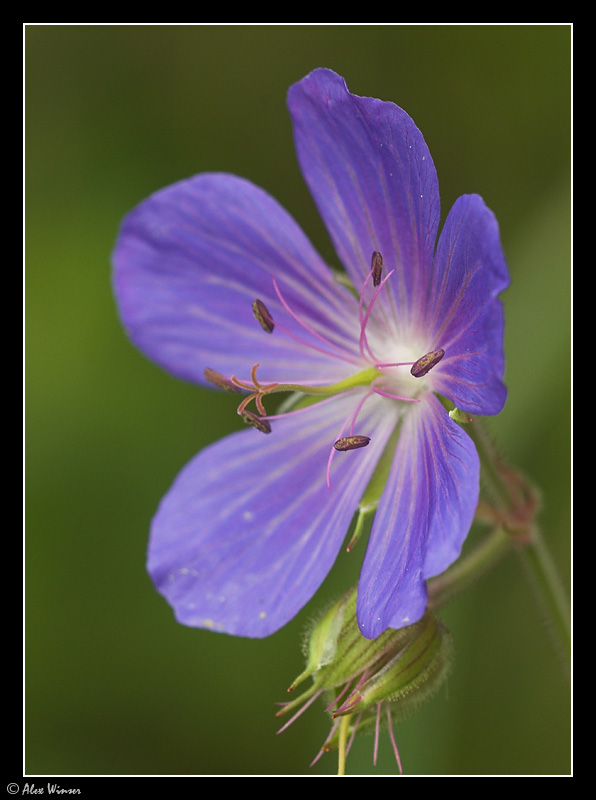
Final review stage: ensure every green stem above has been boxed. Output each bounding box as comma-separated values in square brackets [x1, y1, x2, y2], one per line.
[337, 714, 351, 776]
[428, 525, 512, 611]
[517, 526, 571, 675]
[466, 419, 517, 511]
[435, 418, 571, 675]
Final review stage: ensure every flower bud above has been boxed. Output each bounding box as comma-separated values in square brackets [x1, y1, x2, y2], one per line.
[277, 586, 451, 772]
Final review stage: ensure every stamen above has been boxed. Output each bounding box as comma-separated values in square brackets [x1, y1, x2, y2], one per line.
[333, 435, 371, 452]
[372, 384, 421, 403]
[410, 348, 445, 377]
[327, 388, 377, 488]
[204, 367, 243, 393]
[371, 250, 383, 287]
[240, 409, 272, 434]
[252, 298, 275, 333]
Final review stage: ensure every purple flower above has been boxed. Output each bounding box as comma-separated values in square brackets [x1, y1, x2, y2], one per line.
[112, 69, 508, 640]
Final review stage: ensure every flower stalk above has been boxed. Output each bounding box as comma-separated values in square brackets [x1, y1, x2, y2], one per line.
[517, 526, 571, 674]
[431, 416, 570, 673]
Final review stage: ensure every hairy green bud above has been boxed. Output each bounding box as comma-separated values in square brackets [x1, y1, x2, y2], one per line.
[277, 586, 452, 772]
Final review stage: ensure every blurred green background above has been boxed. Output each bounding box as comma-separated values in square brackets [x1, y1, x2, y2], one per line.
[25, 25, 571, 776]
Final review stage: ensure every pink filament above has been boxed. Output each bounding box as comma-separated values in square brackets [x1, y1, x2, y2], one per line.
[359, 269, 396, 361]
[326, 419, 348, 489]
[358, 270, 375, 360]
[272, 277, 360, 366]
[372, 385, 421, 403]
[262, 389, 360, 422]
[326, 389, 375, 489]
[373, 360, 415, 369]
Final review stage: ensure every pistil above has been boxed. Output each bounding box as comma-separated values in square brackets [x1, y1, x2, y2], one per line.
[231, 362, 380, 420]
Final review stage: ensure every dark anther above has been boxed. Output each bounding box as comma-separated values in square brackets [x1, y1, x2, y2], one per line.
[252, 299, 275, 334]
[371, 251, 383, 287]
[204, 367, 243, 393]
[410, 348, 445, 378]
[240, 409, 272, 434]
[333, 435, 371, 451]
